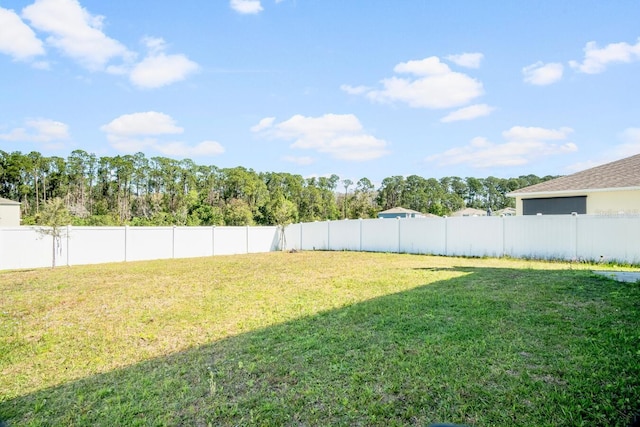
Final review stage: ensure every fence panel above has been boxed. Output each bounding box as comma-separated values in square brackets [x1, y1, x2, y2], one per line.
[361, 219, 399, 252]
[126, 227, 174, 261]
[70, 227, 125, 265]
[174, 227, 214, 259]
[328, 220, 361, 251]
[445, 217, 504, 257]
[283, 223, 302, 251]
[504, 215, 574, 260]
[0, 227, 54, 269]
[576, 216, 640, 264]
[214, 227, 248, 255]
[300, 222, 329, 250]
[399, 218, 445, 254]
[248, 226, 280, 253]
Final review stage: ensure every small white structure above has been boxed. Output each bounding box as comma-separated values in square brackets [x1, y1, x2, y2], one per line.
[0, 198, 21, 226]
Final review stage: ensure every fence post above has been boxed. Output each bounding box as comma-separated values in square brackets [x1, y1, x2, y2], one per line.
[327, 220, 331, 250]
[66, 224, 71, 266]
[299, 222, 303, 250]
[501, 216, 506, 258]
[211, 225, 216, 256]
[0, 229, 3, 270]
[124, 225, 128, 262]
[397, 217, 401, 253]
[571, 212, 578, 260]
[172, 225, 176, 259]
[359, 219, 363, 252]
[246, 225, 250, 254]
[444, 217, 448, 256]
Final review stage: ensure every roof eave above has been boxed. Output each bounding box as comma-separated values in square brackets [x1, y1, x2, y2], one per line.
[507, 185, 640, 198]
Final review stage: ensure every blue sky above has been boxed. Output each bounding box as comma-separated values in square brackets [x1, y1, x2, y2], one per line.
[1, 0, 639, 183]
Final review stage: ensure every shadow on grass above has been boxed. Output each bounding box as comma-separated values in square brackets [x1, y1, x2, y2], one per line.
[2, 267, 639, 426]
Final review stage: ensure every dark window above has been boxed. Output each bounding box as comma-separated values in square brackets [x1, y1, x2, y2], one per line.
[523, 196, 586, 215]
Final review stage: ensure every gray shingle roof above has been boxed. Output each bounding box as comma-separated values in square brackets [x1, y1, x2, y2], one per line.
[451, 207, 487, 216]
[509, 153, 640, 195]
[378, 207, 423, 215]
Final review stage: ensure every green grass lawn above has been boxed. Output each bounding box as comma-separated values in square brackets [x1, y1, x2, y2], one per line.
[1, 252, 639, 426]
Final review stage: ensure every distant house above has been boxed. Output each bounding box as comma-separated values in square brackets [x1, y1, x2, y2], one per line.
[507, 153, 640, 215]
[377, 207, 425, 219]
[0, 198, 21, 226]
[451, 207, 487, 217]
[496, 207, 516, 216]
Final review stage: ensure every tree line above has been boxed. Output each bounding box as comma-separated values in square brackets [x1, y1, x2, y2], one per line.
[0, 150, 555, 226]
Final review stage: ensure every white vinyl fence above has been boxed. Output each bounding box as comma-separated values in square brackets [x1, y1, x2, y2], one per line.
[0, 225, 280, 270]
[284, 215, 640, 265]
[1, 215, 639, 270]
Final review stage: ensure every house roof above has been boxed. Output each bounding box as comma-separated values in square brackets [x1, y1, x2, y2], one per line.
[509, 153, 640, 196]
[496, 207, 516, 215]
[0, 197, 20, 205]
[378, 207, 423, 215]
[451, 207, 487, 216]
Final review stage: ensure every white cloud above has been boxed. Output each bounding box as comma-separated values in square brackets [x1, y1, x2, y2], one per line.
[569, 38, 640, 74]
[283, 155, 315, 165]
[129, 38, 199, 89]
[101, 111, 224, 157]
[155, 140, 225, 157]
[440, 104, 495, 123]
[250, 117, 275, 132]
[566, 128, 640, 172]
[502, 126, 573, 141]
[340, 84, 370, 95]
[230, 0, 263, 14]
[426, 126, 577, 168]
[28, 118, 69, 140]
[252, 113, 390, 161]
[22, 0, 132, 71]
[614, 127, 640, 157]
[101, 111, 184, 136]
[446, 52, 484, 68]
[0, 7, 45, 61]
[522, 61, 563, 85]
[620, 127, 640, 143]
[394, 57, 451, 75]
[347, 56, 483, 109]
[141, 36, 165, 55]
[20, 2, 197, 89]
[0, 118, 69, 142]
[564, 160, 602, 173]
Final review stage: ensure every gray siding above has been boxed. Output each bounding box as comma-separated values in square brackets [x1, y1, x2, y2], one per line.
[523, 196, 587, 215]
